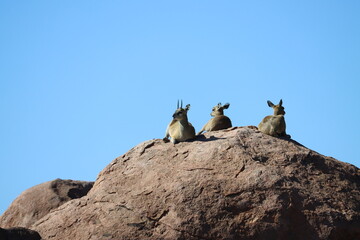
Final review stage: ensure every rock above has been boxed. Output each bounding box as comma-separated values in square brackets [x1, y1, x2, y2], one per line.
[0, 179, 94, 228]
[7, 127, 360, 239]
[0, 227, 41, 240]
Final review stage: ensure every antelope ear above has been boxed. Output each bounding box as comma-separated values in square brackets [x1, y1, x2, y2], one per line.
[267, 100, 275, 108]
[185, 104, 191, 111]
[279, 99, 283, 106]
[223, 103, 230, 109]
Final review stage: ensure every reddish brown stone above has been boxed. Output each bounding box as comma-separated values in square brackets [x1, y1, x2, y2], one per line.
[0, 179, 93, 228]
[3, 127, 360, 239]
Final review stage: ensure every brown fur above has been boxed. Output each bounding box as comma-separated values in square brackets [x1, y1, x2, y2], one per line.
[164, 101, 196, 144]
[197, 103, 232, 135]
[258, 99, 290, 138]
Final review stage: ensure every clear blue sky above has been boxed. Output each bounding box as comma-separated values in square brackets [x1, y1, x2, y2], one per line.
[1, 1, 359, 215]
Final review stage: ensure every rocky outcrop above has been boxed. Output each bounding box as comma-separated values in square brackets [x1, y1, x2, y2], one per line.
[27, 127, 359, 240]
[0, 179, 94, 228]
[0, 227, 41, 240]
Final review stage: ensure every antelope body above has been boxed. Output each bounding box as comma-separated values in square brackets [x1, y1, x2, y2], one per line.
[258, 99, 290, 138]
[164, 101, 196, 144]
[197, 103, 232, 135]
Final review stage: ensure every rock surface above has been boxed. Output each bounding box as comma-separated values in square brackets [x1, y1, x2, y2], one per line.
[2, 127, 360, 240]
[30, 127, 360, 240]
[0, 179, 94, 228]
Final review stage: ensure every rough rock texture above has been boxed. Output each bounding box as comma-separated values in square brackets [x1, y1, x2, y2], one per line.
[0, 227, 41, 240]
[3, 127, 359, 240]
[30, 127, 360, 240]
[0, 179, 94, 228]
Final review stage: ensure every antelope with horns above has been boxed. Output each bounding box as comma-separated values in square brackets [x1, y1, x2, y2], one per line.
[164, 100, 196, 144]
[258, 99, 290, 138]
[197, 102, 232, 135]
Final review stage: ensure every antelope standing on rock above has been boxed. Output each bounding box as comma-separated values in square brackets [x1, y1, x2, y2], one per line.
[197, 102, 232, 135]
[164, 100, 196, 144]
[258, 99, 290, 138]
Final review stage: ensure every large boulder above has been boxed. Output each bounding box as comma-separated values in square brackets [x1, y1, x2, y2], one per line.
[5, 127, 360, 239]
[32, 127, 360, 239]
[0, 179, 94, 228]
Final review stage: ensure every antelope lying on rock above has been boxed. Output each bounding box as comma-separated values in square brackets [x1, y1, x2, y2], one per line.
[258, 99, 290, 138]
[197, 103, 232, 135]
[164, 100, 196, 144]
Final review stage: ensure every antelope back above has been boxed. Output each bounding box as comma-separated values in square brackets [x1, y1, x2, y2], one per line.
[258, 99, 287, 137]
